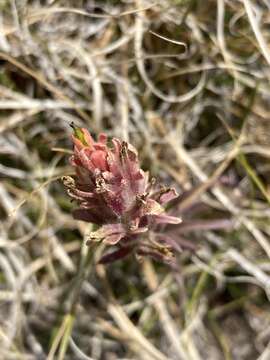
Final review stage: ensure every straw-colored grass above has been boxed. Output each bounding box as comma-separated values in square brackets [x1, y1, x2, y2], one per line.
[0, 1, 270, 359]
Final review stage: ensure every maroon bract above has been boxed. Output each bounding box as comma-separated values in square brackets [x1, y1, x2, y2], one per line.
[62, 127, 181, 263]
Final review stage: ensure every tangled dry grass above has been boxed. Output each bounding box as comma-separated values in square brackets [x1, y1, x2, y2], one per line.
[1, 0, 270, 359]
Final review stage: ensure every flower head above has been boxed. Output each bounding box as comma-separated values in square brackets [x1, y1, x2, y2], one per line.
[63, 126, 182, 263]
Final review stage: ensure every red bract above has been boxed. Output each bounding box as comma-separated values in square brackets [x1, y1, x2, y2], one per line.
[63, 126, 182, 263]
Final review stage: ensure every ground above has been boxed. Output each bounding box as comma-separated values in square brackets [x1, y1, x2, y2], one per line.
[0, 1, 270, 359]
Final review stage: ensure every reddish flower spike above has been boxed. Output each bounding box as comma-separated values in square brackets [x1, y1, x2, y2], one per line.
[63, 126, 182, 263]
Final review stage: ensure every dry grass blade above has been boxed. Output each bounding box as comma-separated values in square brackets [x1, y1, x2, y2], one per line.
[1, 0, 269, 359]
